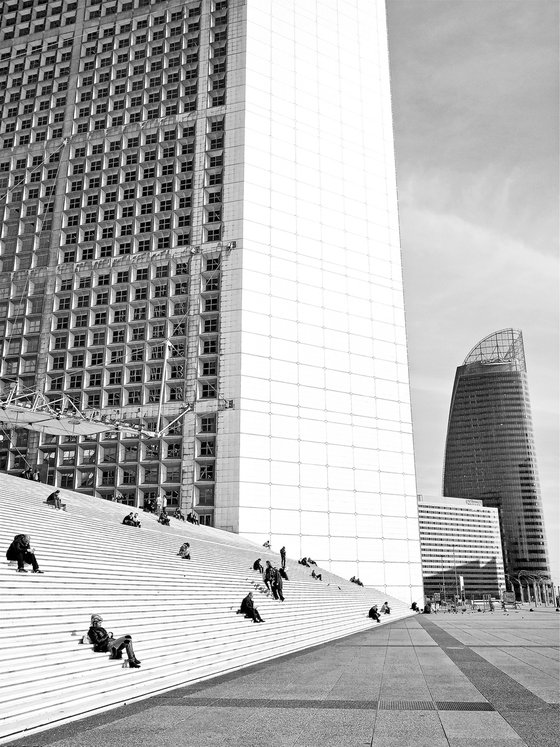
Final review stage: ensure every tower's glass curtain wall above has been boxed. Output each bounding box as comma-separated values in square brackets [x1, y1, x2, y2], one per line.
[443, 329, 550, 585]
[0, 0, 422, 601]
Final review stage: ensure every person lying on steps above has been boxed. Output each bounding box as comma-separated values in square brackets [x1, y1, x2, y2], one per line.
[85, 614, 141, 668]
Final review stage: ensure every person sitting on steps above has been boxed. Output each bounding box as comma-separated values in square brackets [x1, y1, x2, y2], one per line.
[85, 614, 141, 668]
[6, 534, 44, 573]
[178, 542, 191, 559]
[237, 592, 265, 623]
[299, 557, 310, 567]
[368, 605, 381, 622]
[46, 490, 62, 510]
[380, 602, 391, 614]
[174, 508, 186, 521]
[158, 509, 170, 526]
[253, 558, 264, 573]
[122, 512, 136, 527]
[311, 569, 322, 581]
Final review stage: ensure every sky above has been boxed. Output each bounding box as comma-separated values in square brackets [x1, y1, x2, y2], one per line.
[385, 1, 559, 585]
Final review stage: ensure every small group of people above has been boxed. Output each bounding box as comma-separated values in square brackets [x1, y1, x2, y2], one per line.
[174, 508, 185, 521]
[264, 560, 285, 601]
[350, 576, 364, 587]
[122, 512, 141, 528]
[177, 542, 191, 559]
[20, 468, 40, 481]
[158, 509, 170, 526]
[143, 497, 158, 514]
[186, 512, 199, 525]
[82, 614, 141, 668]
[298, 557, 316, 567]
[253, 559, 285, 601]
[6, 534, 44, 573]
[368, 602, 390, 622]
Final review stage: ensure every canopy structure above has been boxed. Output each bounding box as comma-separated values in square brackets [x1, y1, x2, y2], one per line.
[0, 390, 157, 439]
[463, 328, 526, 370]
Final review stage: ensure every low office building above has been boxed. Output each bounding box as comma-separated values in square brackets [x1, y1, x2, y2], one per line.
[417, 495, 505, 599]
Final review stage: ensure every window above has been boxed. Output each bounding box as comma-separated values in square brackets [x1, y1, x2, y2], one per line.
[201, 360, 217, 377]
[198, 464, 215, 481]
[200, 381, 217, 399]
[107, 391, 121, 406]
[154, 284, 168, 298]
[199, 439, 215, 457]
[91, 352, 104, 366]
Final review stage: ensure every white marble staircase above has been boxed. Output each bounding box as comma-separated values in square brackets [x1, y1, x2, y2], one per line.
[0, 473, 412, 744]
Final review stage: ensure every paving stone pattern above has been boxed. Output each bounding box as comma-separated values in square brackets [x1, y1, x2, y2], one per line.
[5, 608, 559, 747]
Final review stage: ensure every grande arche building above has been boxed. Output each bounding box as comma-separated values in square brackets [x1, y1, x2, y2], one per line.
[0, 0, 423, 601]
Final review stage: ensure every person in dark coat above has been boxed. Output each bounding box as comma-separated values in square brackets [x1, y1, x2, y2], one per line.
[311, 569, 322, 581]
[86, 614, 141, 668]
[158, 509, 170, 526]
[122, 512, 135, 526]
[46, 490, 62, 509]
[238, 592, 264, 623]
[264, 560, 274, 592]
[253, 558, 264, 573]
[271, 566, 284, 601]
[280, 546, 286, 569]
[368, 605, 380, 622]
[6, 534, 43, 573]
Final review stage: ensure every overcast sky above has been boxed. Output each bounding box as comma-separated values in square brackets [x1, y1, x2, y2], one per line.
[386, 1, 559, 584]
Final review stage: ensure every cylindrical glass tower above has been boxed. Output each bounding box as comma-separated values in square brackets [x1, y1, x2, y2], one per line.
[443, 329, 550, 585]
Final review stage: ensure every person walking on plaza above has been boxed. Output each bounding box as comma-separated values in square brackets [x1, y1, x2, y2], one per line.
[6, 534, 44, 573]
[280, 546, 286, 570]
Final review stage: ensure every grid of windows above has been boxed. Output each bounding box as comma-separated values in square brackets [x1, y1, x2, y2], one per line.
[0, 0, 230, 520]
[418, 498, 506, 598]
[443, 330, 551, 581]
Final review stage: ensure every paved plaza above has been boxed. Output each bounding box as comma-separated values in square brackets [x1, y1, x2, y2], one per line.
[7, 607, 559, 747]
